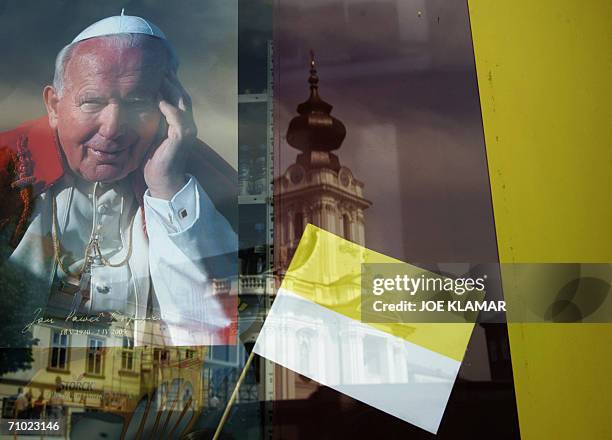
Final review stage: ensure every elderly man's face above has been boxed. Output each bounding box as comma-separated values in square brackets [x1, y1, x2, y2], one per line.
[44, 37, 166, 183]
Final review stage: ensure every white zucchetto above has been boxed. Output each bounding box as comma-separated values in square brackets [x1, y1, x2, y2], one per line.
[72, 9, 166, 43]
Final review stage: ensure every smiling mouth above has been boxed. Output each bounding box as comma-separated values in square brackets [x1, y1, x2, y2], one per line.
[86, 145, 129, 163]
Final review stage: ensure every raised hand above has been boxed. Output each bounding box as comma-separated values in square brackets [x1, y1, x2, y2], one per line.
[144, 71, 197, 200]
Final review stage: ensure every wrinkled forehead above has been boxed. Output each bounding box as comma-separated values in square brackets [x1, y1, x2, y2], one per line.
[64, 36, 167, 88]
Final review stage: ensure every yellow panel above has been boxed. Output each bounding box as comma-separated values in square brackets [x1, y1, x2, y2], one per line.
[468, 0, 612, 438]
[283, 224, 475, 362]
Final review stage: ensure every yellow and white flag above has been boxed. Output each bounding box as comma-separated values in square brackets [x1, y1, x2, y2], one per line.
[254, 225, 476, 434]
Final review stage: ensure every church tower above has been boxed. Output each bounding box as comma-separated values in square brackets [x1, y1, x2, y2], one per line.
[273, 53, 372, 401]
[275, 54, 371, 273]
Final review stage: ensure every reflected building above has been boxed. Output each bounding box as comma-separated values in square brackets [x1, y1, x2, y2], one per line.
[276, 54, 371, 274]
[274, 55, 381, 402]
[270, 26, 518, 436]
[0, 281, 236, 436]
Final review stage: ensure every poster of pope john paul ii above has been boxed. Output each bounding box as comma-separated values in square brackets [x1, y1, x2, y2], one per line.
[0, 1, 238, 352]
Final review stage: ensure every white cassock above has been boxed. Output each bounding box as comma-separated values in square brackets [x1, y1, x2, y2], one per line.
[9, 173, 237, 346]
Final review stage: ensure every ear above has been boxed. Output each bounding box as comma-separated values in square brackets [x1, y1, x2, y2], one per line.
[43, 85, 60, 129]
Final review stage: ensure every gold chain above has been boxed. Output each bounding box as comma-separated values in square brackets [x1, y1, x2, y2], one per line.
[91, 218, 134, 267]
[51, 191, 134, 278]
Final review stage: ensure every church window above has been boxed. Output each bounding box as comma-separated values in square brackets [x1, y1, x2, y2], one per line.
[363, 335, 383, 376]
[294, 212, 304, 236]
[342, 214, 351, 240]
